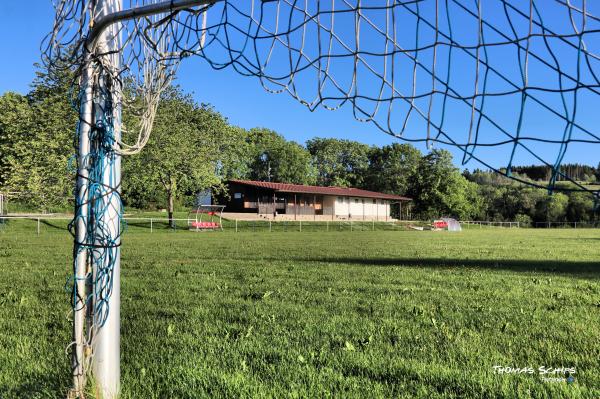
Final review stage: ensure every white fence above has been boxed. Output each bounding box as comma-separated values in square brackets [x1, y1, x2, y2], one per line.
[460, 220, 520, 228]
[6, 216, 600, 235]
[0, 216, 414, 235]
[534, 221, 600, 228]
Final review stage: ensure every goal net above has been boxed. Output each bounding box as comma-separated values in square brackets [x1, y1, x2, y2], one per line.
[44, 1, 599, 397]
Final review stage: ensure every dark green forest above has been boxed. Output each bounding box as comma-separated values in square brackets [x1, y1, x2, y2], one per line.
[0, 63, 598, 224]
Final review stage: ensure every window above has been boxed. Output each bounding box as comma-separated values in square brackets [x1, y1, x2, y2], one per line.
[373, 199, 376, 204]
[355, 198, 359, 203]
[234, 193, 242, 199]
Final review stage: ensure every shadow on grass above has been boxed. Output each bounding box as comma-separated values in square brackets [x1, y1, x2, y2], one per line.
[297, 256, 600, 277]
[0, 369, 69, 399]
[40, 219, 69, 232]
[124, 221, 181, 230]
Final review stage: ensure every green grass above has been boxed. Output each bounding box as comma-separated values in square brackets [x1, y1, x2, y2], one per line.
[0, 222, 599, 398]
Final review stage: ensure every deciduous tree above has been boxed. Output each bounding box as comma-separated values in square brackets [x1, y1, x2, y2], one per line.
[306, 138, 371, 187]
[123, 86, 229, 227]
[366, 143, 421, 194]
[0, 63, 77, 211]
[247, 128, 316, 184]
[408, 149, 483, 219]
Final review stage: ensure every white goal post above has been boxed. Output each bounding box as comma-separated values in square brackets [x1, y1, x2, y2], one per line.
[70, 1, 215, 397]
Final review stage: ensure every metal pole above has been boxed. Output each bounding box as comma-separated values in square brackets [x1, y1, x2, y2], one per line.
[67, 1, 216, 397]
[150, 218, 153, 233]
[37, 218, 40, 235]
[269, 220, 272, 232]
[87, 0, 217, 45]
[235, 219, 238, 232]
[91, 1, 122, 397]
[326, 220, 329, 232]
[72, 55, 94, 397]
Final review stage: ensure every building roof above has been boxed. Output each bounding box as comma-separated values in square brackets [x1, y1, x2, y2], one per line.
[229, 179, 411, 201]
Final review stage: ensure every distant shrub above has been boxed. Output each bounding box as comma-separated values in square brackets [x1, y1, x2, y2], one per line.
[515, 213, 532, 227]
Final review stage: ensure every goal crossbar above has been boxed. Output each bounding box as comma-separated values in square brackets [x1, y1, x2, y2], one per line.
[86, 0, 216, 48]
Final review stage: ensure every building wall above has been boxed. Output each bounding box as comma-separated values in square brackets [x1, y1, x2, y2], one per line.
[333, 196, 348, 216]
[331, 196, 390, 218]
[222, 183, 401, 219]
[221, 182, 260, 212]
[322, 195, 336, 216]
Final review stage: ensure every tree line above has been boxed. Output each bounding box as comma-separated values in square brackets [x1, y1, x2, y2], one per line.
[0, 63, 597, 224]
[507, 164, 600, 183]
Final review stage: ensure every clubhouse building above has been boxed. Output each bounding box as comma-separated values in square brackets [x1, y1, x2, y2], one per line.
[221, 179, 411, 220]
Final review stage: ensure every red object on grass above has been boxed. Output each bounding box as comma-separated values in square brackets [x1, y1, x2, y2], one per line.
[433, 220, 448, 229]
[191, 221, 220, 229]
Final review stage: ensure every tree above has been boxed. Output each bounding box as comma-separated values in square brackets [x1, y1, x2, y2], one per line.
[306, 138, 371, 187]
[535, 192, 569, 222]
[366, 143, 421, 195]
[247, 128, 316, 184]
[214, 126, 252, 182]
[566, 192, 595, 222]
[476, 184, 504, 220]
[0, 93, 33, 187]
[0, 62, 77, 211]
[492, 186, 532, 221]
[123, 86, 229, 227]
[441, 171, 484, 220]
[408, 149, 483, 219]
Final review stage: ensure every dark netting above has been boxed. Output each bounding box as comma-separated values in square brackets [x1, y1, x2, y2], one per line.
[45, 0, 600, 195]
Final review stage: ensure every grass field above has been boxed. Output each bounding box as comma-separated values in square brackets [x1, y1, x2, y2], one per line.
[0, 221, 599, 398]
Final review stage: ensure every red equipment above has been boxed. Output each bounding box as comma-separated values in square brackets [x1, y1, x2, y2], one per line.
[433, 220, 448, 229]
[191, 221, 220, 229]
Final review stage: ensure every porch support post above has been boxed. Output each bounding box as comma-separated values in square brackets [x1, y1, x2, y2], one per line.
[362, 200, 365, 221]
[347, 196, 350, 219]
[294, 194, 297, 221]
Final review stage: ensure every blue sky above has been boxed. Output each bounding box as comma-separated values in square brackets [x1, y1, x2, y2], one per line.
[1, 1, 598, 171]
